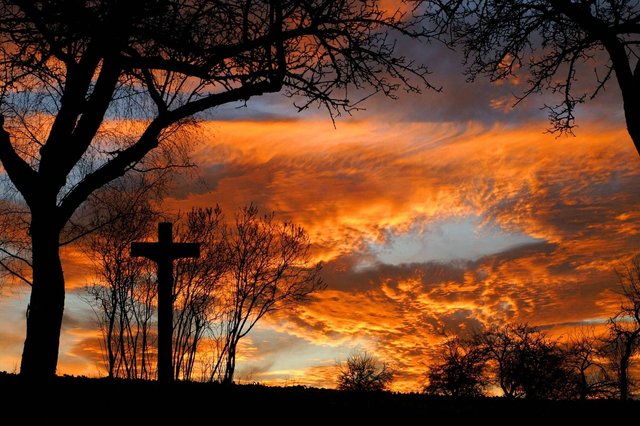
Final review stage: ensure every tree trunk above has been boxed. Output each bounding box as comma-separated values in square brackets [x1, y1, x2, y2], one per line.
[20, 218, 65, 378]
[106, 292, 118, 379]
[223, 343, 237, 385]
[619, 356, 629, 401]
[624, 105, 640, 158]
[612, 55, 640, 157]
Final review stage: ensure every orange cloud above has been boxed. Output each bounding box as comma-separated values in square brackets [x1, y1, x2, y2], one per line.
[2, 114, 638, 391]
[161, 118, 638, 390]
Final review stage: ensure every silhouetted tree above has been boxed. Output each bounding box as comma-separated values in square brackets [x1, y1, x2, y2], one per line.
[84, 177, 161, 379]
[424, 337, 488, 397]
[603, 255, 640, 400]
[85, 202, 321, 382]
[422, 1, 640, 156]
[172, 207, 228, 381]
[337, 351, 394, 392]
[216, 205, 323, 384]
[0, 0, 430, 377]
[474, 323, 522, 398]
[87, 204, 227, 381]
[565, 330, 615, 399]
[477, 323, 574, 399]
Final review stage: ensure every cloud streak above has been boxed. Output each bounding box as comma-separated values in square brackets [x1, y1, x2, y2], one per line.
[1, 40, 638, 390]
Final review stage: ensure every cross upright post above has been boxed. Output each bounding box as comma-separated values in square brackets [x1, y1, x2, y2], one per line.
[131, 222, 200, 383]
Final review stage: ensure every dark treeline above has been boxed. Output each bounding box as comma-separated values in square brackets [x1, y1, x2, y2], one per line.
[2, 372, 639, 424]
[425, 324, 611, 400]
[424, 257, 640, 401]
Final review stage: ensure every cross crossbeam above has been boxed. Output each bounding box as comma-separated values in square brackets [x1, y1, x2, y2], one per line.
[131, 222, 200, 383]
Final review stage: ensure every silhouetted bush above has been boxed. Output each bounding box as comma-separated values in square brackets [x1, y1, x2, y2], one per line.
[337, 351, 393, 392]
[424, 337, 488, 397]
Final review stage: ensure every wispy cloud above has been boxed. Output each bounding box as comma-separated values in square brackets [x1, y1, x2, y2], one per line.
[1, 54, 637, 391]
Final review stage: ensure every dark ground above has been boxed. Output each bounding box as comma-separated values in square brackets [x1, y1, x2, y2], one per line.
[1, 372, 637, 423]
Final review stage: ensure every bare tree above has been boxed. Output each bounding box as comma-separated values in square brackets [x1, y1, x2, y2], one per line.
[473, 323, 521, 398]
[565, 330, 615, 399]
[216, 205, 323, 384]
[85, 202, 321, 383]
[476, 323, 574, 399]
[337, 351, 394, 392]
[424, 337, 488, 397]
[422, 1, 640, 156]
[84, 177, 160, 379]
[603, 255, 640, 400]
[85, 203, 227, 381]
[0, 0, 430, 377]
[172, 207, 228, 381]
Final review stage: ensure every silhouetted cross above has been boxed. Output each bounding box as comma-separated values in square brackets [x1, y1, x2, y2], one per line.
[131, 222, 200, 383]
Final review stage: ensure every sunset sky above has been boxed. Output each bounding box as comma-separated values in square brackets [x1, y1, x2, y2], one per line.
[1, 39, 639, 391]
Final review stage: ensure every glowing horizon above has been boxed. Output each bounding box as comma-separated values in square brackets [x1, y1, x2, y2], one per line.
[1, 111, 638, 391]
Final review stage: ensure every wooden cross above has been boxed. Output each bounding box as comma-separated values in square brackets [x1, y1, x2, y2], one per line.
[131, 222, 200, 383]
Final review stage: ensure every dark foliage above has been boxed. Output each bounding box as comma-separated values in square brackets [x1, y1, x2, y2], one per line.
[424, 337, 488, 397]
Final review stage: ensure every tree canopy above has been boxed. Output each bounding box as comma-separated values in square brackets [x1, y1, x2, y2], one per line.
[422, 0, 640, 155]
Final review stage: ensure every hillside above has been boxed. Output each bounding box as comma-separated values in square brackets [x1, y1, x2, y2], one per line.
[1, 373, 637, 423]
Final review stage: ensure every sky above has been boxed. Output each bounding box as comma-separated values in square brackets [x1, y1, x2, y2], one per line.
[1, 36, 640, 392]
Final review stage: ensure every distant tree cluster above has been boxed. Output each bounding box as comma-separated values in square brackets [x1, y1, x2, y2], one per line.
[85, 192, 323, 383]
[426, 324, 588, 399]
[424, 256, 640, 400]
[337, 351, 394, 392]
